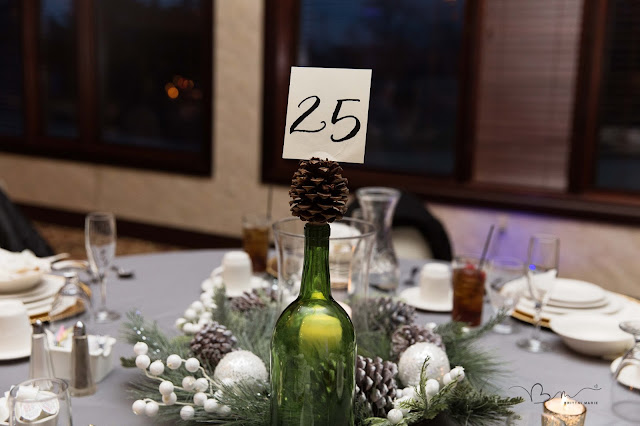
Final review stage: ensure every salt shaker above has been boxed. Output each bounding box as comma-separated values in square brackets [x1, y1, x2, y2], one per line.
[70, 321, 96, 396]
[29, 319, 55, 379]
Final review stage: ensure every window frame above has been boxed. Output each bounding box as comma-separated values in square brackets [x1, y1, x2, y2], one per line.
[262, 0, 640, 224]
[0, 0, 213, 176]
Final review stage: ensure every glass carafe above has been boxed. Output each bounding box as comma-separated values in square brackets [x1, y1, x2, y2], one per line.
[356, 187, 400, 292]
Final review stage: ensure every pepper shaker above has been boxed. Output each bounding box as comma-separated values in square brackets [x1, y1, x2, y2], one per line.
[70, 321, 96, 396]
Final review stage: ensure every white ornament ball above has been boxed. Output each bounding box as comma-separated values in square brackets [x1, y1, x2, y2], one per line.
[193, 392, 207, 406]
[158, 380, 174, 396]
[132, 399, 146, 415]
[450, 366, 465, 382]
[195, 378, 209, 392]
[398, 342, 450, 386]
[393, 396, 412, 416]
[135, 354, 151, 370]
[213, 350, 268, 387]
[443, 373, 453, 386]
[184, 308, 197, 321]
[185, 357, 200, 373]
[133, 342, 148, 356]
[149, 360, 164, 376]
[175, 317, 187, 330]
[162, 392, 177, 406]
[425, 379, 440, 398]
[144, 401, 159, 417]
[387, 408, 404, 424]
[182, 376, 196, 391]
[180, 405, 195, 420]
[219, 405, 232, 415]
[204, 398, 219, 413]
[166, 354, 182, 370]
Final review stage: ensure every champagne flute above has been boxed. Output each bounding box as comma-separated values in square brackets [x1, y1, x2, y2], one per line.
[85, 212, 120, 323]
[517, 234, 559, 353]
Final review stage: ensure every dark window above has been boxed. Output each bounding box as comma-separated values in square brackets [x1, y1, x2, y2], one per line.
[594, 0, 640, 192]
[297, 0, 464, 176]
[0, 0, 212, 175]
[0, 0, 24, 137]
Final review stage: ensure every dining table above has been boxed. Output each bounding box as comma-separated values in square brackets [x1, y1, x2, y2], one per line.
[0, 249, 634, 425]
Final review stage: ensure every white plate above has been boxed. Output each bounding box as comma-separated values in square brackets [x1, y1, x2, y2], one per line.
[504, 277, 607, 308]
[0, 275, 64, 303]
[516, 292, 625, 319]
[0, 345, 30, 361]
[611, 356, 640, 389]
[0, 269, 44, 294]
[550, 314, 634, 357]
[399, 287, 452, 312]
[201, 275, 267, 298]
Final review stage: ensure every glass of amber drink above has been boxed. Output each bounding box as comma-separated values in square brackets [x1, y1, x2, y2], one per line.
[452, 256, 485, 326]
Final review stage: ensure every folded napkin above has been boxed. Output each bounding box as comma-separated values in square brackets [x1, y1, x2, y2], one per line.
[0, 248, 51, 280]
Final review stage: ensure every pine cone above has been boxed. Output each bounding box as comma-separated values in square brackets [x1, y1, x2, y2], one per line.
[363, 297, 416, 334]
[392, 324, 445, 356]
[289, 157, 349, 223]
[355, 355, 398, 417]
[189, 322, 237, 366]
[230, 288, 278, 312]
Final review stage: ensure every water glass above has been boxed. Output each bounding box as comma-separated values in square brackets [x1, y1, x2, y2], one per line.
[8, 378, 72, 426]
[611, 319, 640, 422]
[517, 234, 559, 353]
[85, 212, 119, 323]
[486, 257, 525, 334]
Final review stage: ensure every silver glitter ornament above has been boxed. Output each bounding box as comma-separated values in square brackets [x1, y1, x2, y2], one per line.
[397, 342, 450, 387]
[213, 350, 268, 387]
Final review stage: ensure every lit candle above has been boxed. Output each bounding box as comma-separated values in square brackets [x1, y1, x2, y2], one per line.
[543, 392, 587, 426]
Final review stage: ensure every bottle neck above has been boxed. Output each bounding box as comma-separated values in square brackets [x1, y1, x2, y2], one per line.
[299, 223, 331, 300]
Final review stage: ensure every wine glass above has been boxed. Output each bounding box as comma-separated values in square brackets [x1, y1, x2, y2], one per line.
[611, 319, 640, 422]
[517, 234, 559, 353]
[486, 256, 525, 334]
[85, 212, 120, 323]
[8, 378, 72, 426]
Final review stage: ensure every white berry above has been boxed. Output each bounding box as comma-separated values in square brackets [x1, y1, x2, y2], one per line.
[183, 322, 199, 335]
[443, 372, 453, 386]
[204, 398, 219, 413]
[425, 379, 440, 397]
[219, 405, 231, 415]
[184, 308, 197, 321]
[149, 360, 164, 376]
[200, 311, 212, 320]
[180, 405, 195, 420]
[159, 381, 174, 396]
[395, 388, 403, 398]
[402, 387, 416, 400]
[193, 392, 207, 406]
[162, 392, 177, 405]
[133, 342, 148, 356]
[135, 354, 151, 370]
[450, 366, 465, 382]
[182, 376, 196, 391]
[387, 408, 404, 424]
[394, 396, 412, 415]
[166, 354, 182, 370]
[195, 378, 209, 392]
[144, 401, 159, 417]
[175, 318, 187, 329]
[185, 357, 200, 373]
[190, 301, 204, 312]
[132, 400, 146, 415]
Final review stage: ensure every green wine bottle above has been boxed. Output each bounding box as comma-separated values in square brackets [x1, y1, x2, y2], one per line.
[270, 223, 356, 425]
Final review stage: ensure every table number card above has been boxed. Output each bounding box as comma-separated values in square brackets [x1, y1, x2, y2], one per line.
[282, 67, 372, 163]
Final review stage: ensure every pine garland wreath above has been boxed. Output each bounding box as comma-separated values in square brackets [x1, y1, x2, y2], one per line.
[289, 157, 349, 223]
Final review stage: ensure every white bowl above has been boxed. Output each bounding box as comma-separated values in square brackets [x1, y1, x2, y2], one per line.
[0, 269, 43, 293]
[550, 314, 634, 358]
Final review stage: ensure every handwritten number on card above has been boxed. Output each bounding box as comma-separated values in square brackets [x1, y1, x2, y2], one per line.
[330, 98, 360, 142]
[289, 96, 361, 142]
[289, 96, 326, 134]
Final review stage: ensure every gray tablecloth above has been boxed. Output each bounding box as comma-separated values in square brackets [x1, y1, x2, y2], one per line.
[0, 250, 631, 425]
